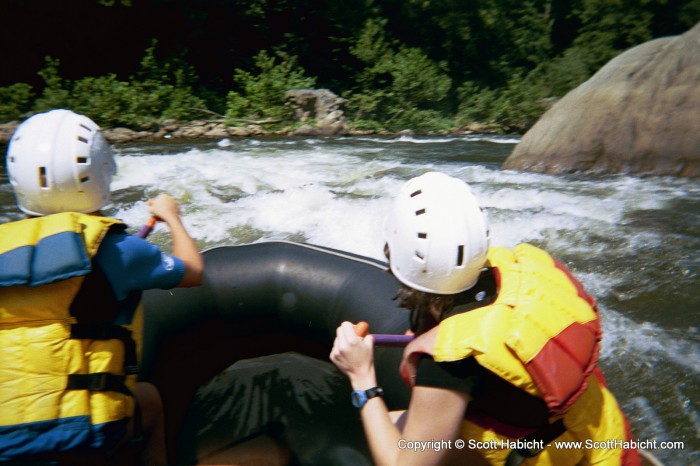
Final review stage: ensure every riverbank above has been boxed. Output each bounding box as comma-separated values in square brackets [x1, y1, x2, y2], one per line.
[0, 90, 505, 145]
[0, 118, 502, 146]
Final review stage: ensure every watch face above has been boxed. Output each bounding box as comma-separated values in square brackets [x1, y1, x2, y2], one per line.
[351, 390, 366, 408]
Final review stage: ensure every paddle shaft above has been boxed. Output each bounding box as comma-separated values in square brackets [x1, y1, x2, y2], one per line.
[136, 217, 158, 239]
[371, 334, 414, 347]
[353, 322, 414, 347]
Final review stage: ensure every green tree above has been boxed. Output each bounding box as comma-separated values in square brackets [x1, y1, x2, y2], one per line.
[5, 0, 699, 132]
[457, 74, 549, 132]
[0, 83, 35, 121]
[226, 50, 316, 121]
[34, 57, 71, 112]
[346, 18, 452, 131]
[69, 74, 133, 126]
[392, 0, 554, 88]
[129, 40, 205, 124]
[554, 0, 654, 83]
[29, 42, 206, 128]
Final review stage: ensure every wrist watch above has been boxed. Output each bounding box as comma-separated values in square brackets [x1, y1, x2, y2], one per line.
[351, 386, 384, 409]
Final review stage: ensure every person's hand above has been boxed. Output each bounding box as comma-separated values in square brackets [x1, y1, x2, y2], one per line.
[147, 194, 181, 224]
[144, 194, 203, 288]
[330, 321, 377, 388]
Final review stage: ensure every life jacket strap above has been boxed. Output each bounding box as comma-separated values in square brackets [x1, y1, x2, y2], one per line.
[505, 419, 566, 466]
[66, 373, 131, 395]
[70, 323, 139, 375]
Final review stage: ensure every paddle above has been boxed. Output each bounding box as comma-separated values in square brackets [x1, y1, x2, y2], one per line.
[353, 321, 414, 347]
[136, 216, 158, 239]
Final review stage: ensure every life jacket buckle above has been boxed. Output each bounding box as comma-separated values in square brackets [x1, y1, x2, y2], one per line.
[88, 372, 109, 391]
[505, 447, 543, 466]
[517, 446, 544, 457]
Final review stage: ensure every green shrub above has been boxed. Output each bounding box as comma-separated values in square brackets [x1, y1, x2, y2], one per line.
[30, 42, 205, 128]
[226, 50, 316, 122]
[69, 74, 134, 126]
[386, 108, 453, 133]
[33, 57, 71, 111]
[345, 18, 451, 132]
[457, 74, 548, 132]
[0, 83, 34, 121]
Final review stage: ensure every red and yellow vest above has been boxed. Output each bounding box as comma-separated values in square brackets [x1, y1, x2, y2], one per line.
[0, 212, 141, 461]
[401, 244, 640, 465]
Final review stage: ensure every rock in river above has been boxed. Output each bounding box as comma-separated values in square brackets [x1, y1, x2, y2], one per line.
[503, 22, 700, 178]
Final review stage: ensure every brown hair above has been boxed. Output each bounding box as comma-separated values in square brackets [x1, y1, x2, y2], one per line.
[394, 285, 455, 318]
[385, 243, 455, 332]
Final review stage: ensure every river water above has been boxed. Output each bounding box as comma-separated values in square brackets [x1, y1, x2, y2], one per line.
[1, 135, 698, 463]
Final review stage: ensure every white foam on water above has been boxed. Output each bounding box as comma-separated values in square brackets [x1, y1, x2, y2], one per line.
[235, 185, 391, 258]
[598, 305, 700, 374]
[463, 135, 522, 144]
[111, 143, 686, 263]
[350, 134, 522, 145]
[112, 146, 405, 256]
[112, 143, 696, 337]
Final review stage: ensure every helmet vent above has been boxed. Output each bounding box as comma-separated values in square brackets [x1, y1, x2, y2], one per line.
[410, 189, 422, 197]
[79, 124, 93, 132]
[456, 245, 465, 266]
[77, 136, 89, 144]
[418, 232, 427, 239]
[415, 208, 426, 215]
[80, 176, 90, 184]
[77, 157, 89, 164]
[39, 167, 48, 188]
[415, 251, 425, 261]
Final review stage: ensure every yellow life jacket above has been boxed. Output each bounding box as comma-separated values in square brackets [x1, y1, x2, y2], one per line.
[401, 244, 639, 465]
[0, 212, 141, 461]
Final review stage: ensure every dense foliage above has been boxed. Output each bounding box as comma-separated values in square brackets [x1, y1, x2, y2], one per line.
[1, 0, 698, 133]
[226, 51, 316, 123]
[13, 44, 206, 128]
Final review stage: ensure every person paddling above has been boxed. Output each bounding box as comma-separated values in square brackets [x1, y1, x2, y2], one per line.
[331, 171, 641, 466]
[0, 109, 204, 465]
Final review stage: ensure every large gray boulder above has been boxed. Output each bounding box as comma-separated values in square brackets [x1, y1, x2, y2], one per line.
[285, 89, 348, 136]
[503, 22, 700, 178]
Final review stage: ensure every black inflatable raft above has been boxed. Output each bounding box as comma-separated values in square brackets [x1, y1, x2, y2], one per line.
[140, 241, 412, 465]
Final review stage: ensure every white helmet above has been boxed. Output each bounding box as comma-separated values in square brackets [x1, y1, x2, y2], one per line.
[385, 172, 490, 295]
[6, 109, 116, 216]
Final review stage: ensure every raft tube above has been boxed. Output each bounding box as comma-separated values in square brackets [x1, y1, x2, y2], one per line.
[140, 241, 412, 465]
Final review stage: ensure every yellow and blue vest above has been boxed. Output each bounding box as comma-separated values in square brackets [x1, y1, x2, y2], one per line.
[0, 212, 139, 461]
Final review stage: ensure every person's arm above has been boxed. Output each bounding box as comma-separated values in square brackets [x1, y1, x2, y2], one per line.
[330, 322, 469, 466]
[147, 194, 204, 287]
